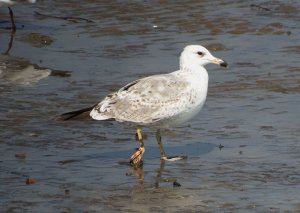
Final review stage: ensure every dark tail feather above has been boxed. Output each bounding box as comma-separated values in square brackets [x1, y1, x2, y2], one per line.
[57, 105, 96, 121]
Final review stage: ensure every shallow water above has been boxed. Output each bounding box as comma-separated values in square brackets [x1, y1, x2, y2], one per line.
[1, 0, 300, 212]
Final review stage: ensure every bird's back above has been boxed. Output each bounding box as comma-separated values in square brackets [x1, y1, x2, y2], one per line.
[90, 69, 208, 128]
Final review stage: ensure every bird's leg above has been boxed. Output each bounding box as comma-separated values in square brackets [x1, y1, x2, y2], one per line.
[156, 129, 166, 159]
[8, 7, 16, 34]
[129, 128, 145, 167]
[156, 129, 187, 161]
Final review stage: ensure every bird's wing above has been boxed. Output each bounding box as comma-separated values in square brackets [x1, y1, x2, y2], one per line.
[90, 73, 193, 124]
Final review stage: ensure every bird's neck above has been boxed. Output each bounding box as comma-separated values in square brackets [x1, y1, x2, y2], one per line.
[178, 59, 209, 86]
[180, 62, 207, 74]
[180, 56, 205, 72]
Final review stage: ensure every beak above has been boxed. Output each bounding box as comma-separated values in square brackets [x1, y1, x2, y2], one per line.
[211, 57, 228, 68]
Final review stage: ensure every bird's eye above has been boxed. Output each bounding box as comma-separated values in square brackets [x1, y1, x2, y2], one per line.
[197, 51, 204, 56]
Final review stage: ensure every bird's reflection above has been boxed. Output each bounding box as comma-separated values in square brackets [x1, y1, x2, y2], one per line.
[126, 159, 180, 187]
[0, 54, 51, 85]
[126, 163, 145, 184]
[0, 54, 71, 86]
[154, 160, 179, 188]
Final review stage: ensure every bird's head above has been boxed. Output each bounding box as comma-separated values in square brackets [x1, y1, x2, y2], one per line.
[180, 45, 227, 70]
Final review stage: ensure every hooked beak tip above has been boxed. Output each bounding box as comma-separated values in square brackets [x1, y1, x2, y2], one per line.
[220, 61, 228, 68]
[212, 58, 228, 68]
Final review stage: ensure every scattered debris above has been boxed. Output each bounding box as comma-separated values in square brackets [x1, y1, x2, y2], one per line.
[50, 70, 72, 78]
[20, 33, 54, 48]
[58, 159, 81, 165]
[15, 153, 26, 159]
[26, 177, 37, 185]
[218, 144, 224, 150]
[250, 4, 272, 12]
[173, 181, 181, 187]
[206, 43, 227, 51]
[34, 11, 94, 23]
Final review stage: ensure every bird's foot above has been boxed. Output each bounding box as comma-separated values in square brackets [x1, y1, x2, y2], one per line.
[161, 155, 187, 161]
[130, 146, 145, 167]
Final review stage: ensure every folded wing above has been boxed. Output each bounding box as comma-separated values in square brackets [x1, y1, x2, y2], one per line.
[90, 73, 192, 124]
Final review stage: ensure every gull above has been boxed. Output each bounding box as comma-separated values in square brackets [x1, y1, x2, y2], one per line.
[60, 45, 227, 167]
[0, 0, 36, 33]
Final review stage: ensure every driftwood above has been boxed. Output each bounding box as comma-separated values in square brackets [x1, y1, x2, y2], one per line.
[250, 4, 272, 12]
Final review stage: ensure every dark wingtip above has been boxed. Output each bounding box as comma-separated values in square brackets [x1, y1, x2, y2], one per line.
[56, 105, 96, 121]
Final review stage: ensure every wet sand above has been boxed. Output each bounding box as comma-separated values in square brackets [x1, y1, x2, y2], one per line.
[1, 0, 300, 212]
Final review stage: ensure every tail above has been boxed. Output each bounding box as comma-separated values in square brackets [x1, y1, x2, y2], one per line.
[57, 105, 96, 121]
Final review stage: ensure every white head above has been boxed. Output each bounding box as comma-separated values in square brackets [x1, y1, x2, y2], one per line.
[180, 45, 227, 70]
